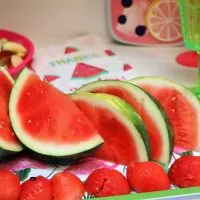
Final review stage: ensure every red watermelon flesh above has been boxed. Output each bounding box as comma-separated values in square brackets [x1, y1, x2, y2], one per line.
[92, 87, 163, 162]
[74, 100, 140, 164]
[72, 63, 107, 79]
[0, 69, 21, 147]
[16, 74, 98, 144]
[138, 84, 198, 151]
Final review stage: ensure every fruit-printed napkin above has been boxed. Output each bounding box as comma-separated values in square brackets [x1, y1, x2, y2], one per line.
[32, 34, 139, 93]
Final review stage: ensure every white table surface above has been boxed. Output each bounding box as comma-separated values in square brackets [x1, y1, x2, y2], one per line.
[109, 43, 197, 86]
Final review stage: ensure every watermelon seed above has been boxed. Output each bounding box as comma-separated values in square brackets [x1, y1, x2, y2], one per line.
[27, 119, 32, 124]
[0, 121, 4, 128]
[30, 177, 36, 180]
[171, 109, 176, 112]
[171, 97, 177, 101]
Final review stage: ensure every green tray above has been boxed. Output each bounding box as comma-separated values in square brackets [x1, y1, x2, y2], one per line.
[94, 187, 200, 199]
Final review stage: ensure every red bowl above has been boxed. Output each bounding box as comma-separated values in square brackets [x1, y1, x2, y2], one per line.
[0, 29, 34, 77]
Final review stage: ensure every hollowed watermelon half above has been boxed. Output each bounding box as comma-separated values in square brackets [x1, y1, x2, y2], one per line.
[0, 67, 23, 154]
[71, 92, 150, 165]
[131, 77, 200, 152]
[76, 80, 173, 164]
[9, 68, 103, 161]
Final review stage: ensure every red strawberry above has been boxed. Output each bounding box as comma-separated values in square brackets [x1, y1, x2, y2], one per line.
[19, 176, 52, 200]
[127, 161, 170, 193]
[64, 47, 78, 54]
[169, 155, 200, 188]
[85, 168, 130, 197]
[51, 172, 84, 200]
[0, 170, 20, 200]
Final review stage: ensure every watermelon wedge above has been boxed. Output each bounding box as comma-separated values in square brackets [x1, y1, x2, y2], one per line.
[44, 75, 60, 83]
[123, 64, 133, 71]
[64, 47, 78, 54]
[130, 77, 200, 152]
[76, 80, 173, 164]
[72, 63, 108, 79]
[71, 92, 150, 165]
[9, 68, 103, 161]
[0, 67, 23, 154]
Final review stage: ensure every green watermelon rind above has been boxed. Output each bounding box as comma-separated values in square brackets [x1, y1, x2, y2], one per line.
[9, 68, 104, 158]
[71, 92, 151, 162]
[29, 144, 102, 165]
[0, 67, 23, 153]
[148, 93, 174, 160]
[130, 76, 200, 151]
[76, 80, 173, 164]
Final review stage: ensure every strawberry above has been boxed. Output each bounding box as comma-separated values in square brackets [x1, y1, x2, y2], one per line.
[127, 161, 170, 193]
[51, 172, 84, 200]
[19, 176, 52, 200]
[169, 155, 200, 188]
[85, 168, 130, 197]
[0, 169, 20, 200]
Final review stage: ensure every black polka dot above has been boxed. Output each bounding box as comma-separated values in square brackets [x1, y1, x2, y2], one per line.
[135, 25, 147, 36]
[121, 0, 133, 8]
[118, 15, 127, 24]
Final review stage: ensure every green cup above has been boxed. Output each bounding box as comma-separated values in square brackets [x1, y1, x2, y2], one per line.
[179, 0, 200, 53]
[179, 0, 200, 93]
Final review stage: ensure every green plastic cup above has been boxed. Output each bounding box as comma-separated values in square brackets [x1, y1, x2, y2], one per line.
[179, 0, 200, 52]
[179, 0, 200, 94]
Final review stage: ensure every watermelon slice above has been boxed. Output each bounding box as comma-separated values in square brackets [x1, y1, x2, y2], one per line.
[0, 67, 23, 154]
[72, 63, 108, 79]
[64, 47, 78, 54]
[9, 68, 103, 161]
[76, 80, 173, 164]
[123, 64, 133, 71]
[44, 75, 60, 82]
[131, 77, 200, 152]
[71, 92, 150, 165]
[104, 49, 115, 56]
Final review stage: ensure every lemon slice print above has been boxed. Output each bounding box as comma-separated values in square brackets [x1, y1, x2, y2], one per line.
[146, 0, 182, 42]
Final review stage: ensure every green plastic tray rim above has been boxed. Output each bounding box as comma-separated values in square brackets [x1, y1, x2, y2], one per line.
[93, 186, 200, 199]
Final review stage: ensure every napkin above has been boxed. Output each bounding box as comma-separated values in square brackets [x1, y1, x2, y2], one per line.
[33, 34, 139, 93]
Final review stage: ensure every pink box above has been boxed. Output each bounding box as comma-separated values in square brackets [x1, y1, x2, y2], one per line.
[108, 0, 183, 46]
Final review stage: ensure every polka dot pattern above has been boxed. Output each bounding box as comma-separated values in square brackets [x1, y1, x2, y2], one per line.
[135, 25, 147, 36]
[118, 15, 127, 24]
[121, 0, 133, 8]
